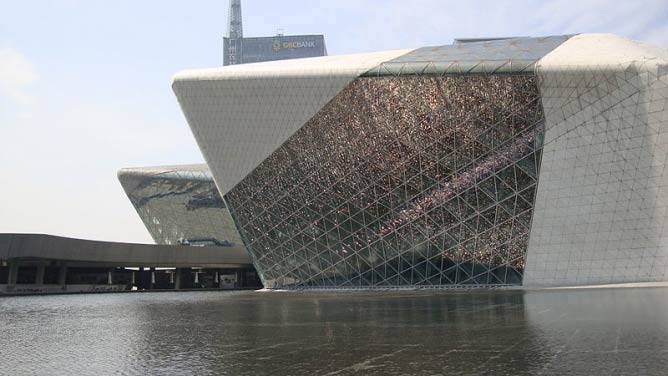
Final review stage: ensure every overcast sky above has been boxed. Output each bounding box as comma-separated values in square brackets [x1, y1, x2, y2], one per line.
[1, 0, 667, 244]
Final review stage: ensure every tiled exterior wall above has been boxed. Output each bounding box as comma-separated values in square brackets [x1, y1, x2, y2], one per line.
[524, 34, 668, 286]
[172, 50, 411, 196]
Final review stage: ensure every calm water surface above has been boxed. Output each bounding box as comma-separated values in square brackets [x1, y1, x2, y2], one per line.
[1, 287, 668, 375]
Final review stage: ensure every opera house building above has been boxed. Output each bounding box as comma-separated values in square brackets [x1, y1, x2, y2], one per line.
[120, 34, 668, 290]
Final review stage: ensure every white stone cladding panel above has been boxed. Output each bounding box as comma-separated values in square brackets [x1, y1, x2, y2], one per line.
[524, 34, 668, 287]
[172, 49, 412, 195]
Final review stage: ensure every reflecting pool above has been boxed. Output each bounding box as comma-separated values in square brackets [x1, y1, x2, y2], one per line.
[1, 287, 668, 375]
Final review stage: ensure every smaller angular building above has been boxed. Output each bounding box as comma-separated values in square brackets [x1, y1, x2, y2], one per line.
[118, 165, 243, 247]
[118, 165, 263, 289]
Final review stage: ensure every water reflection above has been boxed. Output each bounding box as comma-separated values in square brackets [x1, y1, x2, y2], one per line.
[1, 288, 667, 375]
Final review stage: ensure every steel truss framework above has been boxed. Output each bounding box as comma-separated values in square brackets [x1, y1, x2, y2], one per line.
[226, 75, 545, 288]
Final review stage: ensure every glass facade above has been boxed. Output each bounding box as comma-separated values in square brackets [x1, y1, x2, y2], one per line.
[118, 165, 243, 247]
[226, 75, 545, 288]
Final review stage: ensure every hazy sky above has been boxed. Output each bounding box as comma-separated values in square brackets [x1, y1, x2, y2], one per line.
[1, 0, 667, 244]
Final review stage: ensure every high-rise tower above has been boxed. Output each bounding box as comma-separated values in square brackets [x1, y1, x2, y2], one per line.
[226, 0, 243, 65]
[222, 1, 326, 66]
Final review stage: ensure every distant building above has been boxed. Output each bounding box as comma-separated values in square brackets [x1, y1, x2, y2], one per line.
[223, 0, 326, 65]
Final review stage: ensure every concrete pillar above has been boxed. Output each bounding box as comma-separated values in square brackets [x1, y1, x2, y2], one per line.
[214, 271, 219, 286]
[150, 267, 156, 289]
[174, 269, 182, 290]
[58, 264, 68, 285]
[7, 261, 19, 285]
[194, 271, 199, 284]
[107, 270, 113, 285]
[131, 271, 136, 285]
[35, 263, 46, 285]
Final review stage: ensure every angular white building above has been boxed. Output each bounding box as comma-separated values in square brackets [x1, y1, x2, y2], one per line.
[163, 34, 668, 289]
